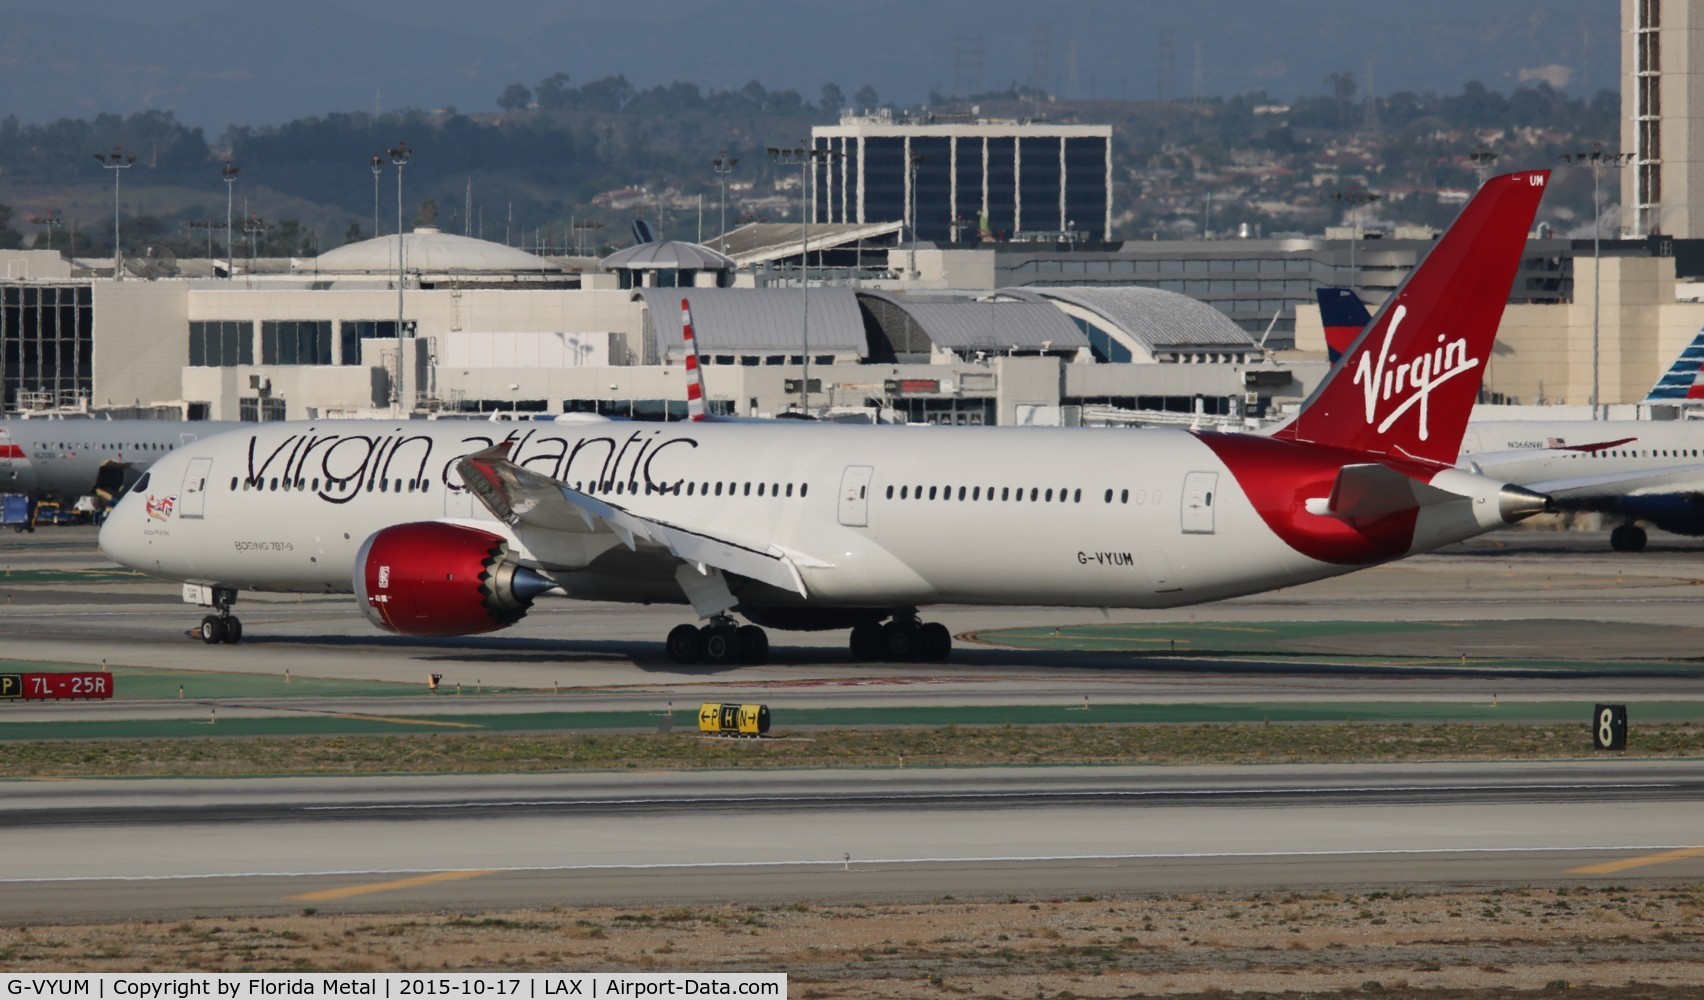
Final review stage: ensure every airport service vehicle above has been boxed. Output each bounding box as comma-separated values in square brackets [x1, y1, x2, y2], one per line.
[1, 493, 32, 532]
[100, 171, 1554, 663]
[0, 418, 242, 505]
[1318, 287, 1704, 552]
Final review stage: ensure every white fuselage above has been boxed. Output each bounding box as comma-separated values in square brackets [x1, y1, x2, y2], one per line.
[101, 420, 1514, 615]
[1463, 419, 1704, 476]
[0, 419, 243, 499]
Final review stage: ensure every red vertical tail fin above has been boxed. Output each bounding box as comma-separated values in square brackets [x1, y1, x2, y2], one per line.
[1273, 170, 1549, 466]
[681, 297, 709, 422]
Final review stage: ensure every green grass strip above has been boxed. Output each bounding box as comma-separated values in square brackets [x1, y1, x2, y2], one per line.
[0, 721, 1700, 779]
[3, 701, 1702, 741]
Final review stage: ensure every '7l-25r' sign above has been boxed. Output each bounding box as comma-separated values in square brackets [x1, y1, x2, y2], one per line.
[0, 672, 113, 699]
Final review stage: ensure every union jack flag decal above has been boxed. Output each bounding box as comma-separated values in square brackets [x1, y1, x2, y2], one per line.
[145, 494, 177, 521]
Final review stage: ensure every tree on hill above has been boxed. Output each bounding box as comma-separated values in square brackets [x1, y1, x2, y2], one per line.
[0, 203, 21, 249]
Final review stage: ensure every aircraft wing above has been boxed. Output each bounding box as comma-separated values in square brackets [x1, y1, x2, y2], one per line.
[455, 443, 818, 597]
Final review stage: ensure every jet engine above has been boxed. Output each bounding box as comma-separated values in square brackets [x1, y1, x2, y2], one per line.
[354, 522, 555, 636]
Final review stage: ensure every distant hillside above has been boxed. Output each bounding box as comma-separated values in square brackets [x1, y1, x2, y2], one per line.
[0, 0, 1615, 133]
[0, 74, 1622, 260]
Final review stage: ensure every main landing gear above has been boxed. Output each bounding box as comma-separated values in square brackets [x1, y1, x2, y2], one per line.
[661, 611, 954, 666]
[666, 615, 769, 665]
[848, 614, 952, 663]
[1610, 522, 1648, 552]
[193, 589, 243, 645]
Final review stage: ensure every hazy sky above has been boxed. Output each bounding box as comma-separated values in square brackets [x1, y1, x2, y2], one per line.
[0, 0, 1616, 134]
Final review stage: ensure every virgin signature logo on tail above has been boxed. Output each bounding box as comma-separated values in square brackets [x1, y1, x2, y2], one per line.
[1352, 306, 1477, 441]
[1273, 170, 1548, 468]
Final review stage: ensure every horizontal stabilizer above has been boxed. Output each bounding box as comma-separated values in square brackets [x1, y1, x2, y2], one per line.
[1306, 463, 1456, 519]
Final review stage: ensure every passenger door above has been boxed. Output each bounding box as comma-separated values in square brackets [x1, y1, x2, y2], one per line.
[177, 457, 214, 519]
[837, 465, 874, 527]
[1180, 471, 1217, 534]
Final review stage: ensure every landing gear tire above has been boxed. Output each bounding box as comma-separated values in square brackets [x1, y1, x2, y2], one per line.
[221, 617, 243, 644]
[882, 621, 920, 661]
[198, 615, 226, 644]
[736, 625, 769, 666]
[666, 623, 704, 664]
[849, 622, 885, 661]
[702, 625, 740, 665]
[1611, 524, 1648, 552]
[917, 622, 952, 662]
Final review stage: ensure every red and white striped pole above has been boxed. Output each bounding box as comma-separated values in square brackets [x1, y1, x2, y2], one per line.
[681, 298, 708, 421]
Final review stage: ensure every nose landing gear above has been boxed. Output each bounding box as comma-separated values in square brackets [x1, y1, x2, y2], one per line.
[191, 588, 243, 644]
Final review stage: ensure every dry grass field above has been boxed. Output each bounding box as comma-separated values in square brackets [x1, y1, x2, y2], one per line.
[3, 887, 1702, 997]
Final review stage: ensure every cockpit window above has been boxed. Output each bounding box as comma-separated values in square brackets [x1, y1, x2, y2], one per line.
[134, 472, 151, 492]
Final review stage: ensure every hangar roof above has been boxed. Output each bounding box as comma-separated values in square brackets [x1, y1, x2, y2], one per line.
[715, 221, 904, 267]
[316, 229, 559, 273]
[601, 240, 736, 271]
[637, 287, 867, 356]
[1005, 286, 1258, 352]
[857, 292, 1088, 350]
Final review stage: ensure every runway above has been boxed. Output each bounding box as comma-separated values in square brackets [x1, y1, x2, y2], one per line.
[3, 761, 1702, 922]
[1, 525, 1702, 924]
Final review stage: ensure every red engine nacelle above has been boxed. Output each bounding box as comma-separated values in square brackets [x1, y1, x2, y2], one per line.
[353, 522, 555, 636]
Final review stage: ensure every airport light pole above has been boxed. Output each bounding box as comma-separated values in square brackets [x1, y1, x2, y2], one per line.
[908, 152, 925, 278]
[572, 219, 603, 256]
[768, 143, 840, 413]
[1469, 146, 1499, 188]
[243, 214, 266, 260]
[1329, 187, 1380, 296]
[29, 215, 63, 253]
[221, 161, 241, 280]
[387, 142, 412, 411]
[1562, 145, 1634, 419]
[187, 219, 219, 259]
[93, 146, 137, 279]
[370, 154, 383, 240]
[712, 150, 738, 254]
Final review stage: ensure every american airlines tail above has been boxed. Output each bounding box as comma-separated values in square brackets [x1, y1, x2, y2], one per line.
[1643, 324, 1704, 403]
[680, 298, 710, 421]
[1275, 170, 1549, 468]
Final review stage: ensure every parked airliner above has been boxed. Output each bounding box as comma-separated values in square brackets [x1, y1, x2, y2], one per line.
[0, 417, 241, 503]
[100, 171, 1555, 664]
[1319, 287, 1704, 551]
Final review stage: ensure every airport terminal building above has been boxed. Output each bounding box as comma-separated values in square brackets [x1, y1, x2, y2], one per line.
[8, 217, 1704, 427]
[0, 231, 1310, 427]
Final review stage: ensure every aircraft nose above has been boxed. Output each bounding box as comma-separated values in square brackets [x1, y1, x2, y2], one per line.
[98, 489, 148, 570]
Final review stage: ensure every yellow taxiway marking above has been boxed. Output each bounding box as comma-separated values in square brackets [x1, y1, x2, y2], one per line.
[330, 713, 484, 728]
[288, 869, 499, 902]
[1567, 847, 1704, 875]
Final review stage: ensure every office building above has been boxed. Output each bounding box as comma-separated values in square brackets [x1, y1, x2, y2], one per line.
[809, 111, 1113, 243]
